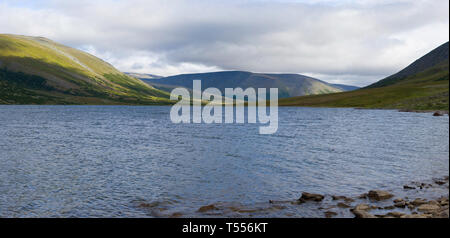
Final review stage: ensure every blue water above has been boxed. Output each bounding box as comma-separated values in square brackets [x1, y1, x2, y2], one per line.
[0, 106, 448, 217]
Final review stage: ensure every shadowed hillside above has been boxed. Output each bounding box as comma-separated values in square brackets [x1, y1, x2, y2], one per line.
[279, 42, 449, 111]
[135, 71, 359, 99]
[368, 42, 449, 88]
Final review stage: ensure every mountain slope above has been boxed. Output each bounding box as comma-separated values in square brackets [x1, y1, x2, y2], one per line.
[368, 42, 449, 88]
[0, 34, 171, 104]
[331, 84, 360, 91]
[279, 42, 449, 111]
[125, 72, 163, 80]
[137, 71, 358, 99]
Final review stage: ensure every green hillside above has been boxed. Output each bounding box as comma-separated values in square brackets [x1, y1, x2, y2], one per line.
[0, 34, 172, 105]
[279, 42, 449, 111]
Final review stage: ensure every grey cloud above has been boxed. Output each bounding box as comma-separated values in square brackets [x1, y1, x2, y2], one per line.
[0, 0, 448, 86]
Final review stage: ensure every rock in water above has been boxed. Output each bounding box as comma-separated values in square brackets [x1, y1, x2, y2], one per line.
[337, 202, 351, 208]
[198, 204, 218, 213]
[332, 195, 355, 203]
[433, 111, 444, 116]
[324, 211, 337, 218]
[403, 185, 415, 190]
[410, 198, 428, 206]
[393, 198, 404, 203]
[299, 192, 325, 202]
[434, 179, 446, 185]
[170, 212, 183, 218]
[367, 190, 394, 201]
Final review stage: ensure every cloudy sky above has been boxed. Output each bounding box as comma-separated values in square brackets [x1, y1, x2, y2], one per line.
[1, 0, 448, 86]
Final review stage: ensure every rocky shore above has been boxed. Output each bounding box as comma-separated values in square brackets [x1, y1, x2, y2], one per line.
[295, 176, 449, 218]
[398, 109, 449, 116]
[137, 175, 449, 218]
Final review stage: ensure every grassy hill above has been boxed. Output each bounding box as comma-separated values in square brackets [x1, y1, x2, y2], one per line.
[0, 34, 172, 105]
[279, 42, 449, 111]
[136, 71, 359, 99]
[368, 42, 449, 88]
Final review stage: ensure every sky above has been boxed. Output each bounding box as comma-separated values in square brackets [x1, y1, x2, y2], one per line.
[1, 0, 448, 86]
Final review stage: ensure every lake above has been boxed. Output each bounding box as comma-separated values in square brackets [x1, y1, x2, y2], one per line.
[0, 105, 448, 217]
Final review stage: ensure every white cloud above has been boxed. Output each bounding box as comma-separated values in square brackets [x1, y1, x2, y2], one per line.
[1, 0, 448, 86]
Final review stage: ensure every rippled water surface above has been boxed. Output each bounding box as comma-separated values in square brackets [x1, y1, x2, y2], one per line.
[0, 106, 448, 217]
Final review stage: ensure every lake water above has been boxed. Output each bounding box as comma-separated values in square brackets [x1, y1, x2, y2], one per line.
[0, 105, 448, 217]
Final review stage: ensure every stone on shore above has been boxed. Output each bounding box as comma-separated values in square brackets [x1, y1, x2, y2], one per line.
[386, 212, 405, 218]
[352, 209, 376, 218]
[417, 204, 441, 214]
[437, 197, 449, 206]
[324, 211, 337, 218]
[170, 212, 183, 218]
[393, 199, 407, 208]
[354, 204, 371, 211]
[394, 201, 406, 208]
[381, 205, 394, 210]
[367, 190, 394, 201]
[400, 214, 433, 218]
[432, 206, 449, 218]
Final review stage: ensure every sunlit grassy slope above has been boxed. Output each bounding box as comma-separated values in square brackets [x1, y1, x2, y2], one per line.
[280, 42, 449, 111]
[0, 34, 172, 104]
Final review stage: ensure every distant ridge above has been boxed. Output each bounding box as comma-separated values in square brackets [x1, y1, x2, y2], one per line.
[133, 71, 359, 98]
[331, 84, 360, 91]
[125, 72, 163, 80]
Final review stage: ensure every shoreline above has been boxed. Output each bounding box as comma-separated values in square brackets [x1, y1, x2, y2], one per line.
[137, 175, 449, 218]
[1, 103, 449, 114]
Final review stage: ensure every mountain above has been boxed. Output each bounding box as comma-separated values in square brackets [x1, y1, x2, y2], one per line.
[136, 71, 358, 99]
[125, 72, 163, 80]
[367, 42, 449, 88]
[0, 34, 171, 105]
[331, 84, 360, 91]
[279, 42, 449, 111]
